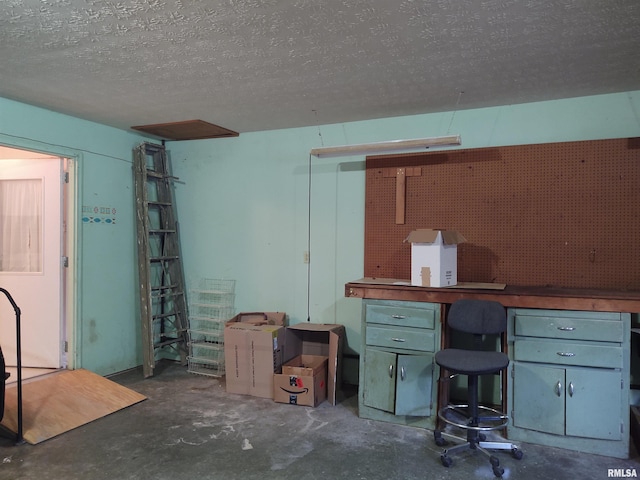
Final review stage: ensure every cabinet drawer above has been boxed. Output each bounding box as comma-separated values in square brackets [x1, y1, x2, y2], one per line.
[366, 325, 436, 352]
[366, 303, 436, 329]
[514, 339, 623, 368]
[514, 315, 623, 342]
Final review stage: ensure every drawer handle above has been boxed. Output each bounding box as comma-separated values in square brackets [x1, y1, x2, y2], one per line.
[557, 326, 576, 331]
[555, 380, 562, 397]
[557, 352, 575, 357]
[568, 382, 574, 397]
[400, 366, 406, 381]
[391, 314, 406, 319]
[391, 337, 407, 343]
[389, 365, 394, 378]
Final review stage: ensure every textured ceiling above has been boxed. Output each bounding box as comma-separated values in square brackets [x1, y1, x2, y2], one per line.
[1, 0, 639, 135]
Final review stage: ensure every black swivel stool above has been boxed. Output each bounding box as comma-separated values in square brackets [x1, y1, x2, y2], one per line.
[434, 299, 523, 477]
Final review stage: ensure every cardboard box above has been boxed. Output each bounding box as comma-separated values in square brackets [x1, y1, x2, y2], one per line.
[273, 355, 328, 407]
[227, 311, 286, 327]
[279, 323, 345, 405]
[224, 312, 287, 399]
[405, 229, 466, 287]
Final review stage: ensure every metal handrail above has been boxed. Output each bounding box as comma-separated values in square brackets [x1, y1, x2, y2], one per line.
[0, 287, 24, 444]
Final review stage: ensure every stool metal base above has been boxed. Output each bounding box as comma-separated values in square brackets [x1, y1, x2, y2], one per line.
[435, 404, 522, 478]
[438, 403, 509, 431]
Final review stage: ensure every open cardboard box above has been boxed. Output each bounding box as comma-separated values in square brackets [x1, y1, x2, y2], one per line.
[273, 354, 328, 407]
[227, 311, 286, 326]
[278, 323, 345, 406]
[223, 312, 287, 399]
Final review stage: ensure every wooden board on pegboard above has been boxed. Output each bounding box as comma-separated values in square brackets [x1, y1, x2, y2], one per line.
[364, 137, 640, 290]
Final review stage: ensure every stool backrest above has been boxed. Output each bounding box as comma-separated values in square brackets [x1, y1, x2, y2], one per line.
[448, 299, 506, 335]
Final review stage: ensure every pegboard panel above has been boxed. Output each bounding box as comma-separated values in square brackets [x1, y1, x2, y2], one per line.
[364, 138, 640, 290]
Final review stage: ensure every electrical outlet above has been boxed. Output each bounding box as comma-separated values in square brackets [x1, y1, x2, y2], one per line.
[303, 251, 310, 264]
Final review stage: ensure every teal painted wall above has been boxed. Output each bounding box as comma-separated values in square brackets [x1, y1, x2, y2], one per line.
[168, 90, 640, 383]
[1, 91, 639, 380]
[0, 97, 150, 375]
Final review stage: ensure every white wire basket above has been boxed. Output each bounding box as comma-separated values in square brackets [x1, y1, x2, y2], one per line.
[187, 355, 225, 378]
[188, 316, 227, 334]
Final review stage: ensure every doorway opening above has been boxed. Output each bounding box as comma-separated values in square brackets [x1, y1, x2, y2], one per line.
[0, 144, 77, 384]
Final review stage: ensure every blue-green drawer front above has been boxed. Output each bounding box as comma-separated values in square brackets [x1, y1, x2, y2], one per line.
[514, 315, 623, 342]
[366, 303, 436, 329]
[514, 339, 623, 368]
[366, 325, 436, 352]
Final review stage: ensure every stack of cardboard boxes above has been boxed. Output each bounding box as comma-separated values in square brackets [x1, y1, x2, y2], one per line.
[223, 312, 344, 407]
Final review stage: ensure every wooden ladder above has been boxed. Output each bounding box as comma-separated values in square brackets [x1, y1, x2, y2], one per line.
[133, 142, 189, 377]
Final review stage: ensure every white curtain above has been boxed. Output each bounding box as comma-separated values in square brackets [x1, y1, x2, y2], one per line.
[0, 178, 43, 272]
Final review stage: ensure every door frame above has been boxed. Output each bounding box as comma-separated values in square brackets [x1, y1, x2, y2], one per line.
[0, 137, 80, 370]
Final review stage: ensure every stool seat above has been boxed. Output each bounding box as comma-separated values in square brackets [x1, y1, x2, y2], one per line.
[435, 349, 509, 376]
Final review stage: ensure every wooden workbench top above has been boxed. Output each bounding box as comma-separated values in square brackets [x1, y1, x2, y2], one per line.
[345, 278, 640, 313]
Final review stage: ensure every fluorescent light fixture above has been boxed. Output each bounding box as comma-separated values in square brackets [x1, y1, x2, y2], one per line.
[310, 135, 461, 158]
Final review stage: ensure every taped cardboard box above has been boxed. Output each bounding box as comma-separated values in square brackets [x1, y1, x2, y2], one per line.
[405, 229, 466, 287]
[273, 355, 328, 407]
[278, 323, 345, 406]
[224, 312, 286, 399]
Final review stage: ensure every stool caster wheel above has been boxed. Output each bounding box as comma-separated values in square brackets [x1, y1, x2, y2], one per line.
[441, 454, 453, 468]
[512, 447, 524, 460]
[433, 431, 446, 447]
[478, 432, 487, 441]
[490, 456, 504, 478]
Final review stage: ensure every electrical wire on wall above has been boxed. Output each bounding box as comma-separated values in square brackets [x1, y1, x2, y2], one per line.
[307, 110, 325, 322]
[306, 152, 312, 322]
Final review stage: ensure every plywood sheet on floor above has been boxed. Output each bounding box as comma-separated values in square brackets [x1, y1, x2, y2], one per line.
[1, 369, 146, 444]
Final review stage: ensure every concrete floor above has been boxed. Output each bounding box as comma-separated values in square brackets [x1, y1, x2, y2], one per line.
[0, 361, 637, 480]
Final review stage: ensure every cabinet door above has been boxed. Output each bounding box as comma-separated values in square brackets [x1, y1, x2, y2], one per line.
[395, 354, 432, 416]
[566, 368, 622, 440]
[363, 348, 396, 412]
[512, 363, 565, 436]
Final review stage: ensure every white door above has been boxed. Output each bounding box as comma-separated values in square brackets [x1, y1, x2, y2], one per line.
[0, 157, 63, 368]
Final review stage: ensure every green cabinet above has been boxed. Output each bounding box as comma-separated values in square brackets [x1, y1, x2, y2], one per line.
[513, 363, 622, 440]
[359, 300, 441, 428]
[507, 308, 630, 459]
